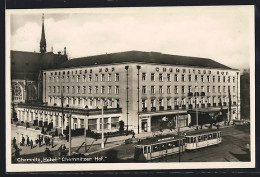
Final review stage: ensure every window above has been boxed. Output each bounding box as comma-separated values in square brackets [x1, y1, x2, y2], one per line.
[108, 86, 112, 94]
[48, 77, 51, 83]
[201, 86, 204, 92]
[223, 76, 226, 83]
[233, 86, 236, 93]
[213, 76, 215, 82]
[163, 68, 167, 72]
[71, 75, 75, 82]
[101, 86, 105, 94]
[67, 86, 70, 93]
[218, 86, 221, 93]
[228, 76, 231, 83]
[77, 75, 80, 82]
[207, 75, 210, 82]
[167, 86, 171, 94]
[151, 73, 155, 81]
[167, 74, 171, 81]
[83, 86, 86, 94]
[57, 76, 60, 82]
[72, 86, 75, 94]
[159, 73, 163, 81]
[99, 118, 109, 130]
[188, 74, 192, 82]
[78, 98, 81, 105]
[223, 86, 226, 93]
[61, 76, 65, 82]
[76, 86, 80, 93]
[115, 86, 119, 94]
[83, 75, 86, 82]
[57, 86, 60, 93]
[188, 86, 192, 93]
[159, 86, 163, 94]
[233, 76, 236, 83]
[213, 86, 216, 93]
[53, 86, 56, 93]
[88, 86, 92, 94]
[94, 74, 98, 82]
[48, 86, 51, 93]
[167, 99, 171, 106]
[115, 73, 119, 81]
[66, 76, 70, 82]
[142, 100, 147, 108]
[151, 86, 155, 94]
[108, 73, 111, 81]
[175, 74, 178, 82]
[95, 86, 98, 94]
[88, 119, 97, 130]
[142, 86, 147, 94]
[142, 73, 146, 81]
[174, 98, 178, 106]
[151, 99, 155, 107]
[111, 117, 119, 129]
[159, 99, 163, 106]
[101, 74, 105, 82]
[53, 76, 56, 83]
[218, 76, 221, 82]
[181, 86, 185, 94]
[182, 74, 185, 82]
[195, 75, 198, 82]
[207, 86, 210, 93]
[174, 86, 178, 94]
[201, 75, 204, 82]
[86, 74, 92, 82]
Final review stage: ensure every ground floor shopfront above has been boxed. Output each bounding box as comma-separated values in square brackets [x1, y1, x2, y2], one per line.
[16, 104, 122, 133]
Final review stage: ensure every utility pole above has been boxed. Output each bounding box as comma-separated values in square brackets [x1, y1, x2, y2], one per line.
[137, 65, 141, 134]
[84, 114, 87, 152]
[195, 81, 198, 131]
[68, 111, 72, 156]
[125, 66, 129, 132]
[101, 99, 104, 149]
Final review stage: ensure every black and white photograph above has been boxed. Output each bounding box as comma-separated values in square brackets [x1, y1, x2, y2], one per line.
[5, 6, 255, 171]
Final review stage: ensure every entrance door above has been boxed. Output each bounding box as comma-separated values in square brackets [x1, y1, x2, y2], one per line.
[142, 120, 148, 132]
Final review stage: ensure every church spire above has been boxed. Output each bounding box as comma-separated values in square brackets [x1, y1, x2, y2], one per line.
[40, 13, 46, 53]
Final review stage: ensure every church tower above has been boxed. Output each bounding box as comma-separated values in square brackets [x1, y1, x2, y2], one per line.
[40, 13, 46, 53]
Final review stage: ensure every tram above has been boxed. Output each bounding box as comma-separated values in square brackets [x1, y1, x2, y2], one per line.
[134, 135, 185, 161]
[185, 129, 222, 150]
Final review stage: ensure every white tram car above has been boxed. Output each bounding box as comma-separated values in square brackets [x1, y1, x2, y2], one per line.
[185, 129, 222, 150]
[134, 136, 185, 161]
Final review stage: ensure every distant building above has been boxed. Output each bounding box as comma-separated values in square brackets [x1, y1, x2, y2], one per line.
[16, 51, 241, 133]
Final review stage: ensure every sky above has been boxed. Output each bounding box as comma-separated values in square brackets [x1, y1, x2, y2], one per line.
[8, 6, 254, 70]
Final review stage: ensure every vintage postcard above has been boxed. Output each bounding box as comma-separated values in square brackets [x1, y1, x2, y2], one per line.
[5, 6, 255, 172]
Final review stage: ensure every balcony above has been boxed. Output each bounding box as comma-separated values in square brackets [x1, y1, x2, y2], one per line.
[181, 105, 186, 110]
[213, 103, 217, 107]
[207, 103, 211, 107]
[201, 104, 205, 108]
[167, 106, 172, 110]
[142, 107, 147, 112]
[188, 104, 193, 109]
[223, 102, 227, 106]
[233, 102, 237, 105]
[159, 106, 164, 111]
[151, 107, 156, 112]
[188, 92, 193, 97]
[174, 105, 179, 110]
[194, 92, 200, 97]
[200, 92, 205, 96]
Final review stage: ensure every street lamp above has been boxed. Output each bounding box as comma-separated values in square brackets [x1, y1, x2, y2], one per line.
[68, 111, 72, 156]
[136, 65, 141, 134]
[125, 66, 129, 132]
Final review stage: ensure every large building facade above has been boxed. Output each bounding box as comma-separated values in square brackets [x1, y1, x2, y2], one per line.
[16, 51, 240, 133]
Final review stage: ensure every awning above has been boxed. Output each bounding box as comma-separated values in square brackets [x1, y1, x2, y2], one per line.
[187, 107, 228, 114]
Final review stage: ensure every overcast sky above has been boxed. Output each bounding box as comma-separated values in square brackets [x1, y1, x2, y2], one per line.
[9, 6, 254, 70]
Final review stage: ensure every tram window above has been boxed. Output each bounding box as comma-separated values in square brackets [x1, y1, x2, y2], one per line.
[198, 136, 202, 142]
[194, 137, 197, 143]
[153, 145, 159, 152]
[167, 142, 173, 148]
[144, 146, 147, 154]
[208, 134, 212, 140]
[185, 137, 189, 143]
[173, 141, 178, 147]
[204, 135, 208, 140]
[161, 143, 167, 150]
[220, 132, 222, 137]
[148, 146, 151, 153]
[213, 133, 217, 139]
[135, 147, 143, 154]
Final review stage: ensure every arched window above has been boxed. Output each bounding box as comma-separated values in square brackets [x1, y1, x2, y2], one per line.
[28, 83, 37, 100]
[13, 83, 23, 101]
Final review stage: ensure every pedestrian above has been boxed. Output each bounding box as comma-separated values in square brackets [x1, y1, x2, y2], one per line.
[39, 137, 42, 147]
[13, 137, 16, 147]
[44, 136, 47, 145]
[58, 145, 62, 157]
[26, 136, 30, 147]
[22, 136, 25, 146]
[132, 131, 135, 139]
[30, 139, 33, 149]
[45, 148, 51, 158]
[66, 134, 69, 142]
[51, 138, 54, 148]
[63, 144, 66, 150]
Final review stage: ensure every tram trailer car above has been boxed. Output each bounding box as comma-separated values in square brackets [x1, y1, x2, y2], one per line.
[134, 135, 185, 161]
[185, 129, 222, 151]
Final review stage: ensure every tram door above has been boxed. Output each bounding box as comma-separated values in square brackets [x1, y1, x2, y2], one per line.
[142, 120, 148, 132]
[146, 146, 151, 160]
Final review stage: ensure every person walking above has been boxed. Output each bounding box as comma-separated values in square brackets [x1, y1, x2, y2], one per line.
[30, 139, 33, 149]
[39, 137, 42, 147]
[22, 136, 25, 146]
[63, 144, 66, 150]
[132, 131, 135, 139]
[51, 138, 54, 148]
[13, 137, 16, 147]
[26, 136, 30, 147]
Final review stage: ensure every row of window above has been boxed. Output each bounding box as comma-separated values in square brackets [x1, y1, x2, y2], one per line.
[48, 85, 120, 95]
[48, 73, 119, 83]
[142, 73, 236, 83]
[142, 85, 236, 94]
[141, 96, 237, 107]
